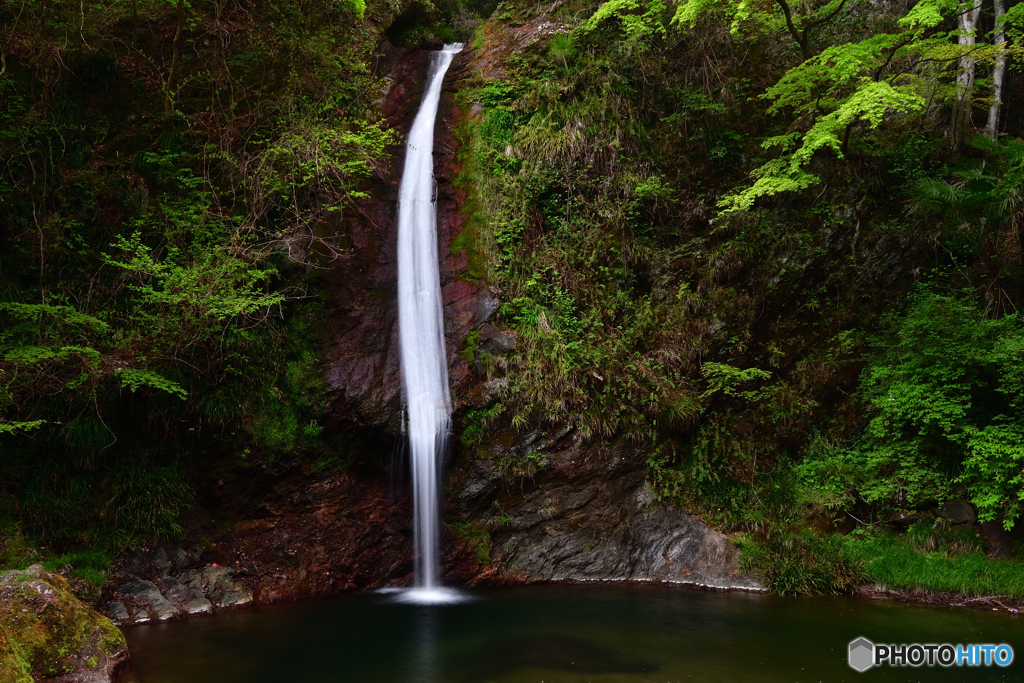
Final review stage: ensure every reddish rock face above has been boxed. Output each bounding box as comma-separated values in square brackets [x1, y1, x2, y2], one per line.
[202, 467, 499, 603]
[193, 46, 498, 606]
[320, 47, 488, 438]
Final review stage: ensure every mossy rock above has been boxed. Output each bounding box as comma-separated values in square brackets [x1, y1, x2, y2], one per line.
[0, 565, 128, 683]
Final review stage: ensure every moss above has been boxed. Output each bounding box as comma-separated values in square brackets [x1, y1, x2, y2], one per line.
[0, 566, 126, 681]
[460, 329, 482, 363]
[446, 521, 492, 565]
[0, 521, 40, 572]
[451, 98, 497, 283]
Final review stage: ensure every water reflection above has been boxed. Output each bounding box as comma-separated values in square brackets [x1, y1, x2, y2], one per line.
[123, 584, 1023, 682]
[409, 606, 440, 683]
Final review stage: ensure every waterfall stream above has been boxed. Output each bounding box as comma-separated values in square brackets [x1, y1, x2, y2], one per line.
[397, 43, 463, 603]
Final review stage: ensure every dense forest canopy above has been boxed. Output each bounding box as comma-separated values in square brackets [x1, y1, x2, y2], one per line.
[2, 0, 1024, 595]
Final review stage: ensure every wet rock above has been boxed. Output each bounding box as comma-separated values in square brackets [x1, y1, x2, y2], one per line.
[105, 602, 129, 625]
[980, 520, 1021, 558]
[936, 500, 976, 524]
[455, 459, 503, 510]
[201, 566, 253, 607]
[108, 562, 252, 625]
[123, 545, 201, 580]
[159, 577, 212, 614]
[119, 577, 178, 620]
[890, 509, 934, 527]
[149, 547, 172, 578]
[460, 431, 760, 590]
[204, 469, 415, 602]
[474, 289, 500, 326]
[479, 323, 516, 354]
[0, 565, 128, 683]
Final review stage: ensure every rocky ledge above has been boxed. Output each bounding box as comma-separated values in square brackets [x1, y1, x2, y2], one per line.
[453, 428, 761, 591]
[103, 547, 252, 627]
[0, 566, 128, 683]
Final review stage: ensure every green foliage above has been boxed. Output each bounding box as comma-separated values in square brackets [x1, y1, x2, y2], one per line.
[548, 33, 577, 67]
[700, 362, 772, 399]
[105, 229, 283, 323]
[843, 287, 1024, 528]
[249, 120, 400, 234]
[583, 0, 668, 45]
[673, 0, 853, 56]
[721, 50, 925, 213]
[461, 403, 505, 446]
[0, 522, 41, 571]
[43, 550, 111, 588]
[460, 0, 1024, 601]
[460, 329, 482, 363]
[495, 449, 548, 482]
[737, 530, 865, 595]
[249, 348, 328, 457]
[693, 0, 1017, 214]
[911, 135, 1024, 247]
[117, 369, 187, 400]
[446, 520, 492, 565]
[847, 527, 1024, 598]
[0, 0, 387, 554]
[794, 432, 864, 514]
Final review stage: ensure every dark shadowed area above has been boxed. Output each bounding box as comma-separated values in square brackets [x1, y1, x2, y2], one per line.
[120, 585, 1021, 682]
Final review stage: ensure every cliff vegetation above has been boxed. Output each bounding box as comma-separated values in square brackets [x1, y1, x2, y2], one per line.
[2, 0, 1024, 604]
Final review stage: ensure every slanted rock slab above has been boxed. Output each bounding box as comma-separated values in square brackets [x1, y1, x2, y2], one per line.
[118, 577, 178, 621]
[159, 577, 212, 615]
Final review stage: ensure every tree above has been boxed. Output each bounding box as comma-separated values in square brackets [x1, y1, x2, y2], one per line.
[718, 31, 927, 213]
[848, 289, 1024, 530]
[672, 0, 853, 61]
[951, 0, 983, 153]
[985, 0, 1009, 140]
[712, 0, 1022, 213]
[165, 0, 186, 115]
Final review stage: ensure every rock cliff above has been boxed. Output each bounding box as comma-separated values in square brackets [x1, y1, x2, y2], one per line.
[104, 35, 757, 626]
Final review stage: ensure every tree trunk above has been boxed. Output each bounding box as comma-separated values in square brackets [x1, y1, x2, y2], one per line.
[776, 0, 810, 61]
[985, 0, 1007, 141]
[165, 0, 185, 116]
[951, 0, 982, 153]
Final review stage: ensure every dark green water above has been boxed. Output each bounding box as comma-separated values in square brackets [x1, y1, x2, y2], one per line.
[121, 585, 1021, 682]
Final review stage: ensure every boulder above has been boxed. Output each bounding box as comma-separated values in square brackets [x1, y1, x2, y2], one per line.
[199, 566, 252, 607]
[980, 520, 1021, 558]
[478, 323, 516, 355]
[104, 602, 129, 625]
[0, 565, 128, 683]
[890, 509, 934, 527]
[118, 577, 178, 621]
[159, 577, 212, 614]
[937, 500, 977, 524]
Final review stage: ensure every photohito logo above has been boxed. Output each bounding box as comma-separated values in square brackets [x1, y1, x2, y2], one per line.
[848, 638, 1014, 671]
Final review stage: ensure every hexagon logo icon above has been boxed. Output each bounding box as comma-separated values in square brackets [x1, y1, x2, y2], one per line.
[849, 637, 874, 672]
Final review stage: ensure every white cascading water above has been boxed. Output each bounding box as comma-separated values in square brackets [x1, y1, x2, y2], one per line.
[397, 43, 464, 604]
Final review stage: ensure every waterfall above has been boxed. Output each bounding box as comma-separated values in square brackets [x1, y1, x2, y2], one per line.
[396, 43, 463, 604]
